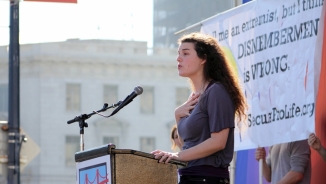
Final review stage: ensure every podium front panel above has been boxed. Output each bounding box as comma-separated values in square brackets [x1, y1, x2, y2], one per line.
[115, 153, 178, 184]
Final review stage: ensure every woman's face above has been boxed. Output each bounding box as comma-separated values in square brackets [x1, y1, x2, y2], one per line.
[173, 130, 182, 149]
[177, 42, 206, 78]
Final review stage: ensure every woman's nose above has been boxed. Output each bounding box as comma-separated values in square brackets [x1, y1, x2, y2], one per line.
[176, 55, 181, 62]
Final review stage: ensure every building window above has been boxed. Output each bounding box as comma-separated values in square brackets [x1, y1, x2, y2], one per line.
[154, 10, 167, 21]
[103, 136, 119, 148]
[176, 87, 190, 107]
[140, 137, 155, 153]
[65, 135, 79, 167]
[154, 26, 167, 36]
[0, 84, 8, 112]
[168, 27, 177, 33]
[66, 83, 81, 111]
[140, 86, 154, 114]
[103, 85, 118, 105]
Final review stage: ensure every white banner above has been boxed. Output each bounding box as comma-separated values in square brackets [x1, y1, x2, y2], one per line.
[200, 0, 323, 150]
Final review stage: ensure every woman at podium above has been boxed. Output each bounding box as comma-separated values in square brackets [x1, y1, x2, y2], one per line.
[152, 32, 248, 184]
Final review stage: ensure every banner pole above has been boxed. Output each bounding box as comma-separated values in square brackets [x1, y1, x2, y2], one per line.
[259, 158, 263, 184]
[230, 151, 236, 184]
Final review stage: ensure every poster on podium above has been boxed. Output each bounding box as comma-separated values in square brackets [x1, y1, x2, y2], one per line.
[76, 155, 111, 184]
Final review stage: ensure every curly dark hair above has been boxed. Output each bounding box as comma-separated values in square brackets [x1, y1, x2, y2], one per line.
[178, 32, 248, 122]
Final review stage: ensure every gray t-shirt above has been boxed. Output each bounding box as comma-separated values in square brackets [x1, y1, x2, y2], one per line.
[178, 82, 235, 169]
[266, 140, 311, 184]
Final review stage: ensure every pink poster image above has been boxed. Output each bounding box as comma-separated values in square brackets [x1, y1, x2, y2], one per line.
[79, 163, 109, 184]
[76, 155, 111, 184]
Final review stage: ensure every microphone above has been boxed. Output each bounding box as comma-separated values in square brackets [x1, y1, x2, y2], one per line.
[109, 86, 143, 117]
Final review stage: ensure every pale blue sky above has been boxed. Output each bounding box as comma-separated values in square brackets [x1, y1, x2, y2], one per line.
[0, 0, 153, 46]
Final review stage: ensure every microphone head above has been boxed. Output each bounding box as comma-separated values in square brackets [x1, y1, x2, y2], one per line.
[103, 103, 109, 108]
[134, 86, 143, 95]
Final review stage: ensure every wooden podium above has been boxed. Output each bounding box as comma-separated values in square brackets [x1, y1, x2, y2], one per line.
[75, 144, 187, 184]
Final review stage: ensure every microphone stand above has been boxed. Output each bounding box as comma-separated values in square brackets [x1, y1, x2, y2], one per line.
[67, 102, 121, 151]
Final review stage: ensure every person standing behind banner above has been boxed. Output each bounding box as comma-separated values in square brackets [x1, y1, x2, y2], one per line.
[171, 124, 183, 151]
[308, 133, 326, 162]
[151, 32, 248, 184]
[170, 125, 183, 183]
[255, 140, 311, 184]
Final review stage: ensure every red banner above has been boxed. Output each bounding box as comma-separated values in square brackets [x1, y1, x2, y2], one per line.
[24, 0, 77, 3]
[311, 2, 326, 183]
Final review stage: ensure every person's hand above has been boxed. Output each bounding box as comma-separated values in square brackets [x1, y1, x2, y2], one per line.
[151, 150, 180, 164]
[255, 147, 266, 161]
[175, 93, 200, 122]
[308, 133, 321, 151]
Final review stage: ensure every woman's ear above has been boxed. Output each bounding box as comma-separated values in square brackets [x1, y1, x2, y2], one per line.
[201, 54, 207, 65]
[201, 58, 206, 65]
